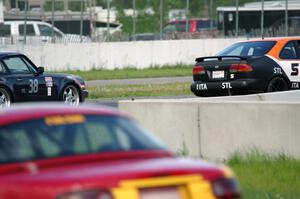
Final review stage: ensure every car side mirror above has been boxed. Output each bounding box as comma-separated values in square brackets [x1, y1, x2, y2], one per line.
[37, 66, 44, 74]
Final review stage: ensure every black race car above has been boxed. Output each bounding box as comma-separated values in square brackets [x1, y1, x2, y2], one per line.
[191, 37, 300, 97]
[0, 52, 88, 107]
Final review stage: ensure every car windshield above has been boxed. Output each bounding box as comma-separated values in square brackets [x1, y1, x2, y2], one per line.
[217, 41, 276, 57]
[0, 114, 166, 164]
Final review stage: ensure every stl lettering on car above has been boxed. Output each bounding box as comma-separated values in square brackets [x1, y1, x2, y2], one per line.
[191, 37, 300, 97]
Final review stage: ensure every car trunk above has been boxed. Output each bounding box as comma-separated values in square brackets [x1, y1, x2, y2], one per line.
[193, 56, 249, 82]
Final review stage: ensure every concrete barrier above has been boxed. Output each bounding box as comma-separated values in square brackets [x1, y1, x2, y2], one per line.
[0, 38, 243, 71]
[119, 92, 300, 160]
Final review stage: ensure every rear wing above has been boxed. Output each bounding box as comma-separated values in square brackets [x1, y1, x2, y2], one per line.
[195, 56, 248, 63]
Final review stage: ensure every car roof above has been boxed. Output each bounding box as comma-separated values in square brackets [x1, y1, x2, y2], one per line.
[0, 103, 126, 126]
[241, 37, 300, 43]
[0, 52, 23, 58]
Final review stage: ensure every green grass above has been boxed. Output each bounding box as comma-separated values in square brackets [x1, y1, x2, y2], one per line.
[227, 151, 300, 199]
[56, 65, 192, 81]
[87, 82, 192, 99]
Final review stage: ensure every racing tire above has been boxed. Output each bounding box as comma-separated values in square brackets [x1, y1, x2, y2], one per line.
[61, 84, 80, 106]
[266, 77, 289, 92]
[0, 87, 12, 108]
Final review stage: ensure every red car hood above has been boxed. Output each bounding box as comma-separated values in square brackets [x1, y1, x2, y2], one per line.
[0, 151, 224, 199]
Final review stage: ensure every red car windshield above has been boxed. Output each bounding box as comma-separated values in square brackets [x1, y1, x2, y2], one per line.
[217, 41, 276, 57]
[0, 115, 166, 164]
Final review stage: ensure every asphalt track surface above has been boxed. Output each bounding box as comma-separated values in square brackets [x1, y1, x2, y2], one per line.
[85, 76, 194, 108]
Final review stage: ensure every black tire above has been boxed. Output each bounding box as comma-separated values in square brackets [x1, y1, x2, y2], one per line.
[0, 87, 12, 108]
[266, 77, 289, 92]
[61, 84, 80, 106]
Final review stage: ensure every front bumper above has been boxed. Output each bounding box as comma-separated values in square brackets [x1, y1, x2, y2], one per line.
[190, 79, 263, 97]
[81, 90, 89, 101]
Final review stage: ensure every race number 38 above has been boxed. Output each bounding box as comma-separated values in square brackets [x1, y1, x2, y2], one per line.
[29, 79, 39, 93]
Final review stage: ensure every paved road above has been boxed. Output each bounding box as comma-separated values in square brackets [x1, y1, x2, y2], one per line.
[86, 76, 192, 86]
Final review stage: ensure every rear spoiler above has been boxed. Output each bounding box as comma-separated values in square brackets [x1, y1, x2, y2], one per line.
[195, 56, 248, 63]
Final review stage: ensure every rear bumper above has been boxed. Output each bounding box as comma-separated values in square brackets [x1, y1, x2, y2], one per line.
[190, 79, 263, 96]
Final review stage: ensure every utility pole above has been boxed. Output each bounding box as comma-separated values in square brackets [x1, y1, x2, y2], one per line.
[51, 0, 55, 43]
[285, 0, 288, 36]
[159, 0, 163, 40]
[185, 0, 189, 33]
[261, 0, 264, 38]
[209, 0, 213, 31]
[23, 0, 28, 44]
[132, 0, 136, 41]
[235, 0, 239, 37]
[80, 0, 84, 42]
[106, 0, 110, 42]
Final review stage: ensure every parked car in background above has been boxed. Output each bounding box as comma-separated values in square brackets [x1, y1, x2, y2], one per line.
[0, 21, 91, 44]
[0, 103, 241, 199]
[0, 52, 88, 108]
[163, 18, 218, 39]
[191, 37, 300, 97]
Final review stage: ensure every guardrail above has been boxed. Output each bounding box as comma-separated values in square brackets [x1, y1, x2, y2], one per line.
[119, 91, 300, 160]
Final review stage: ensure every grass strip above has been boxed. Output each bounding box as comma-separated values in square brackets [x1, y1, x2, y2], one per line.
[227, 151, 300, 199]
[87, 82, 192, 99]
[56, 65, 192, 81]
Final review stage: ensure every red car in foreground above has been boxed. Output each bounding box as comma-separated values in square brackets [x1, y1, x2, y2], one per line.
[0, 104, 240, 199]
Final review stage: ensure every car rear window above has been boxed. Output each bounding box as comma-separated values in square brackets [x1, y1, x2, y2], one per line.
[0, 115, 166, 164]
[217, 41, 277, 57]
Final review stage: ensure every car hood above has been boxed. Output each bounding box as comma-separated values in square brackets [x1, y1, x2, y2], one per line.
[0, 152, 226, 198]
[0, 156, 223, 185]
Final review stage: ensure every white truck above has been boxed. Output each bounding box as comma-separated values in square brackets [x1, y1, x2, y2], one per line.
[0, 20, 91, 44]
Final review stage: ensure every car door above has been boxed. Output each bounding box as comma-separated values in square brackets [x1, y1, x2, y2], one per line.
[277, 40, 300, 89]
[2, 55, 47, 102]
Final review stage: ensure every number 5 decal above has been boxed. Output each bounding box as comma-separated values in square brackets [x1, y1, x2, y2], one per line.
[291, 63, 299, 76]
[29, 79, 39, 93]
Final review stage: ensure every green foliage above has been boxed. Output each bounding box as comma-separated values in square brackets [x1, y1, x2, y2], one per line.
[88, 82, 192, 99]
[227, 150, 300, 199]
[56, 64, 192, 81]
[44, 1, 64, 11]
[176, 140, 189, 156]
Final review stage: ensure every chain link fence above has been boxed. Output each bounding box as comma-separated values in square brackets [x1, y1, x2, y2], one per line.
[0, 0, 299, 44]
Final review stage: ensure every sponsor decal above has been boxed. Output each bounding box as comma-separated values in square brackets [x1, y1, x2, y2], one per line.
[45, 114, 85, 126]
[273, 67, 283, 74]
[291, 82, 299, 89]
[45, 77, 53, 87]
[222, 82, 232, 89]
[47, 87, 52, 96]
[196, 83, 207, 90]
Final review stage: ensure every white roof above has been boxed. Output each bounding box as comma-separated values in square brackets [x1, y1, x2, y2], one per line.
[217, 0, 300, 12]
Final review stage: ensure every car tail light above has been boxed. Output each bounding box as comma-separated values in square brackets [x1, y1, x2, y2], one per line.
[193, 66, 205, 75]
[58, 190, 112, 199]
[230, 64, 253, 73]
[212, 178, 241, 199]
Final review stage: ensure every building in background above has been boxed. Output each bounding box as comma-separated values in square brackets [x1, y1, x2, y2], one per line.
[217, 0, 300, 37]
